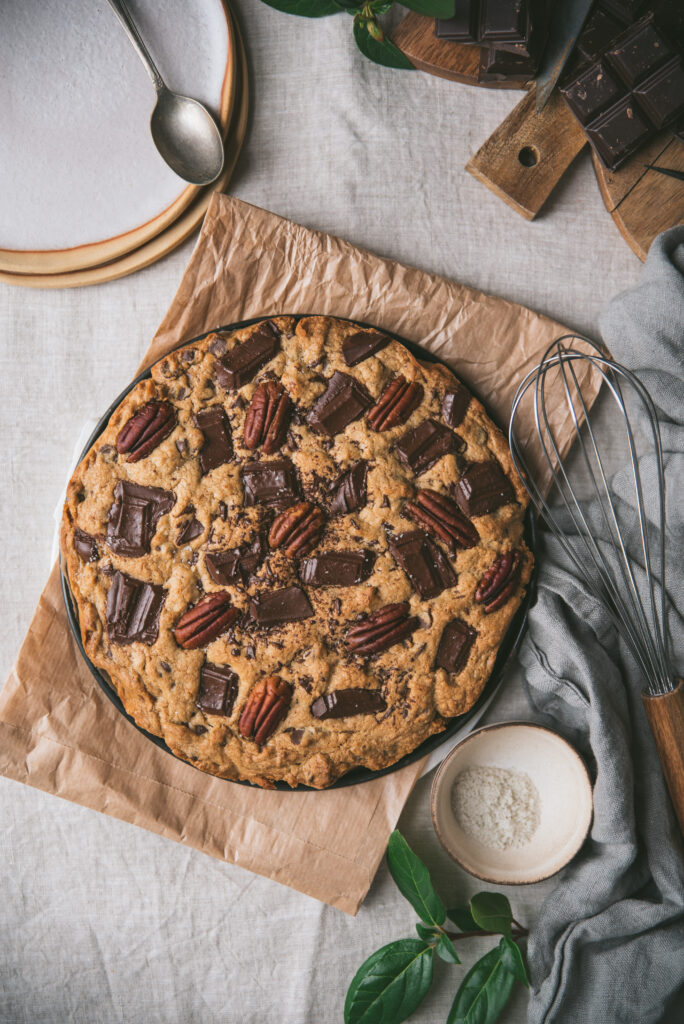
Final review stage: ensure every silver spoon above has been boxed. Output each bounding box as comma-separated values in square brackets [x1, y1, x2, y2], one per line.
[106, 0, 225, 186]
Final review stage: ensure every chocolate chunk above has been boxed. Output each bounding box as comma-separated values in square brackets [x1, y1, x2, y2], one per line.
[242, 458, 299, 508]
[388, 531, 457, 599]
[298, 550, 375, 587]
[215, 321, 280, 389]
[329, 460, 368, 515]
[311, 688, 387, 719]
[196, 662, 238, 717]
[74, 528, 97, 562]
[106, 570, 165, 645]
[250, 586, 314, 627]
[562, 61, 623, 126]
[205, 549, 241, 585]
[442, 385, 471, 428]
[633, 56, 684, 128]
[217, 501, 228, 520]
[436, 0, 550, 65]
[288, 728, 304, 744]
[607, 15, 673, 86]
[342, 329, 390, 367]
[436, 619, 478, 674]
[577, 8, 623, 62]
[394, 419, 462, 476]
[586, 96, 652, 170]
[106, 480, 174, 558]
[454, 461, 515, 517]
[194, 406, 233, 475]
[177, 517, 204, 545]
[307, 371, 373, 436]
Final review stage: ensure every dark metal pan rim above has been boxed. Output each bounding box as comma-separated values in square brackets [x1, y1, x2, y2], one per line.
[60, 313, 537, 791]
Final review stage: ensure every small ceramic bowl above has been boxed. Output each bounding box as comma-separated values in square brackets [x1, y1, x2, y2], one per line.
[431, 722, 593, 885]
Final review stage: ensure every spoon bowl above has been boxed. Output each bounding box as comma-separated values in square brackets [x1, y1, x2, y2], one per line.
[151, 88, 225, 186]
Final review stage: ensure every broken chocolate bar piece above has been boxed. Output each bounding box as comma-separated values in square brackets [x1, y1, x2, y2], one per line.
[311, 688, 387, 719]
[436, 619, 478, 674]
[394, 419, 462, 476]
[442, 385, 471, 428]
[298, 550, 375, 587]
[250, 586, 314, 627]
[606, 15, 674, 86]
[177, 517, 203, 545]
[342, 329, 390, 367]
[329, 460, 368, 515]
[389, 530, 457, 599]
[307, 371, 374, 436]
[205, 549, 242, 585]
[242, 458, 300, 509]
[194, 406, 233, 474]
[196, 662, 239, 717]
[106, 570, 165, 646]
[106, 480, 174, 558]
[215, 321, 280, 389]
[633, 56, 684, 128]
[562, 61, 623, 125]
[454, 461, 515, 517]
[436, 0, 550, 65]
[585, 95, 652, 169]
[74, 528, 97, 562]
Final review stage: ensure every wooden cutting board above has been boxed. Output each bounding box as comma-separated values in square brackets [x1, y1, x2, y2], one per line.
[394, 11, 684, 260]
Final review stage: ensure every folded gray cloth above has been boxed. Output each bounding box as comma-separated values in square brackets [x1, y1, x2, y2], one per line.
[521, 226, 684, 1024]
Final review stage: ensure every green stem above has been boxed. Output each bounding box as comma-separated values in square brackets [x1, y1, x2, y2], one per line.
[444, 928, 528, 941]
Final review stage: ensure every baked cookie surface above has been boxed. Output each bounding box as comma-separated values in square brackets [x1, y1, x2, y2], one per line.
[61, 316, 532, 788]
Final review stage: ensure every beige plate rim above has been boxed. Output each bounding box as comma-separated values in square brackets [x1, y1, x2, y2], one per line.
[0, 0, 236, 276]
[430, 720, 593, 885]
[0, 13, 248, 292]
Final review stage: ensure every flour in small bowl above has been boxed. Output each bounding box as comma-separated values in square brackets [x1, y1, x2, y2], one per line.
[451, 766, 541, 850]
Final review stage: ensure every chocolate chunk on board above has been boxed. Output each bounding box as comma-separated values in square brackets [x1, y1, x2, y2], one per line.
[394, 419, 462, 476]
[329, 460, 368, 515]
[250, 586, 314, 627]
[311, 688, 387, 719]
[242, 458, 300, 509]
[436, 0, 550, 65]
[298, 550, 375, 587]
[342, 329, 390, 367]
[106, 480, 175, 558]
[388, 530, 457, 599]
[436, 619, 478, 674]
[442, 385, 471, 428]
[74, 528, 97, 562]
[194, 406, 233, 475]
[214, 321, 280, 389]
[196, 662, 239, 717]
[307, 371, 373, 436]
[106, 570, 165, 645]
[454, 461, 516, 518]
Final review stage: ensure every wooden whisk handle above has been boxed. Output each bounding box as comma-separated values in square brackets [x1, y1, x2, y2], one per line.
[642, 679, 684, 836]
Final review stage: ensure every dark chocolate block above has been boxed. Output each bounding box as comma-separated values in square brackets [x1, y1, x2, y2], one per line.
[194, 407, 233, 475]
[250, 586, 314, 626]
[106, 570, 165, 646]
[577, 8, 624, 61]
[215, 322, 280, 390]
[585, 95, 652, 168]
[436, 0, 550, 67]
[298, 550, 375, 587]
[197, 662, 238, 717]
[633, 56, 684, 127]
[479, 47, 538, 83]
[436, 619, 478, 674]
[389, 530, 457, 600]
[311, 689, 387, 720]
[562, 61, 623, 125]
[106, 481, 174, 558]
[606, 15, 673, 85]
[307, 371, 373, 437]
[242, 459, 299, 509]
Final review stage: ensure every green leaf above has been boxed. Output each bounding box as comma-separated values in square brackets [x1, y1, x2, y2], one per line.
[401, 0, 455, 16]
[470, 892, 513, 939]
[447, 906, 484, 933]
[447, 947, 515, 1024]
[415, 923, 438, 941]
[353, 18, 415, 69]
[387, 831, 445, 926]
[499, 936, 530, 988]
[259, 0, 342, 16]
[344, 939, 434, 1024]
[436, 933, 461, 965]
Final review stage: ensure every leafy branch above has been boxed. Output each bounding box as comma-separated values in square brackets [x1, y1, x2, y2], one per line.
[258, 1, 456, 69]
[344, 831, 530, 1024]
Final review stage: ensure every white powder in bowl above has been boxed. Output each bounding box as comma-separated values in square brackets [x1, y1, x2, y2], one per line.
[451, 765, 541, 850]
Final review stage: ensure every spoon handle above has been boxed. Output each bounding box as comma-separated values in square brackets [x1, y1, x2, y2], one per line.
[105, 0, 165, 93]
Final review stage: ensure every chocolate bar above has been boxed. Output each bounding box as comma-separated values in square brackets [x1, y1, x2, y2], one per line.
[436, 0, 551, 71]
[561, 11, 684, 169]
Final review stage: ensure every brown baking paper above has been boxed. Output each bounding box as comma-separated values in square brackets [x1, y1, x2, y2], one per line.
[0, 194, 599, 915]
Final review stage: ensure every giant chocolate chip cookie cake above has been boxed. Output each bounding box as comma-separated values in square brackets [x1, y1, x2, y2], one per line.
[61, 316, 532, 788]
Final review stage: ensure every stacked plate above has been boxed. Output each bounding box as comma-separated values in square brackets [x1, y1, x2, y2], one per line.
[0, 0, 248, 289]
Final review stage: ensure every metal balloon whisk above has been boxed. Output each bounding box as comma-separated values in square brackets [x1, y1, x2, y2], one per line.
[509, 334, 672, 696]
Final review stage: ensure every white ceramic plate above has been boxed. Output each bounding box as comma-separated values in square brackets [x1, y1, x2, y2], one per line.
[431, 722, 593, 884]
[0, 0, 233, 273]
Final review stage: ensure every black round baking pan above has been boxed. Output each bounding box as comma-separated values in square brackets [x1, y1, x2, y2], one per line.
[60, 314, 537, 791]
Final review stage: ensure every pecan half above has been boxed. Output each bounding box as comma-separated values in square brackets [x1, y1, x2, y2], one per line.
[116, 400, 176, 462]
[269, 501, 326, 557]
[367, 376, 423, 432]
[173, 592, 238, 649]
[475, 551, 521, 612]
[243, 381, 292, 454]
[404, 489, 479, 552]
[239, 676, 292, 745]
[346, 602, 419, 656]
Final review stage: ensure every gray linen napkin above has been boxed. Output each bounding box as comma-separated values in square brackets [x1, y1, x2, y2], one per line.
[521, 226, 684, 1024]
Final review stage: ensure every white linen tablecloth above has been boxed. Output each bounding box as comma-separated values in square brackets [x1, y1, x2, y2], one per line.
[0, 3, 643, 1021]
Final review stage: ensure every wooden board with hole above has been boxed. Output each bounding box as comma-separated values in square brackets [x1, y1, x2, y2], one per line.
[392, 10, 526, 88]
